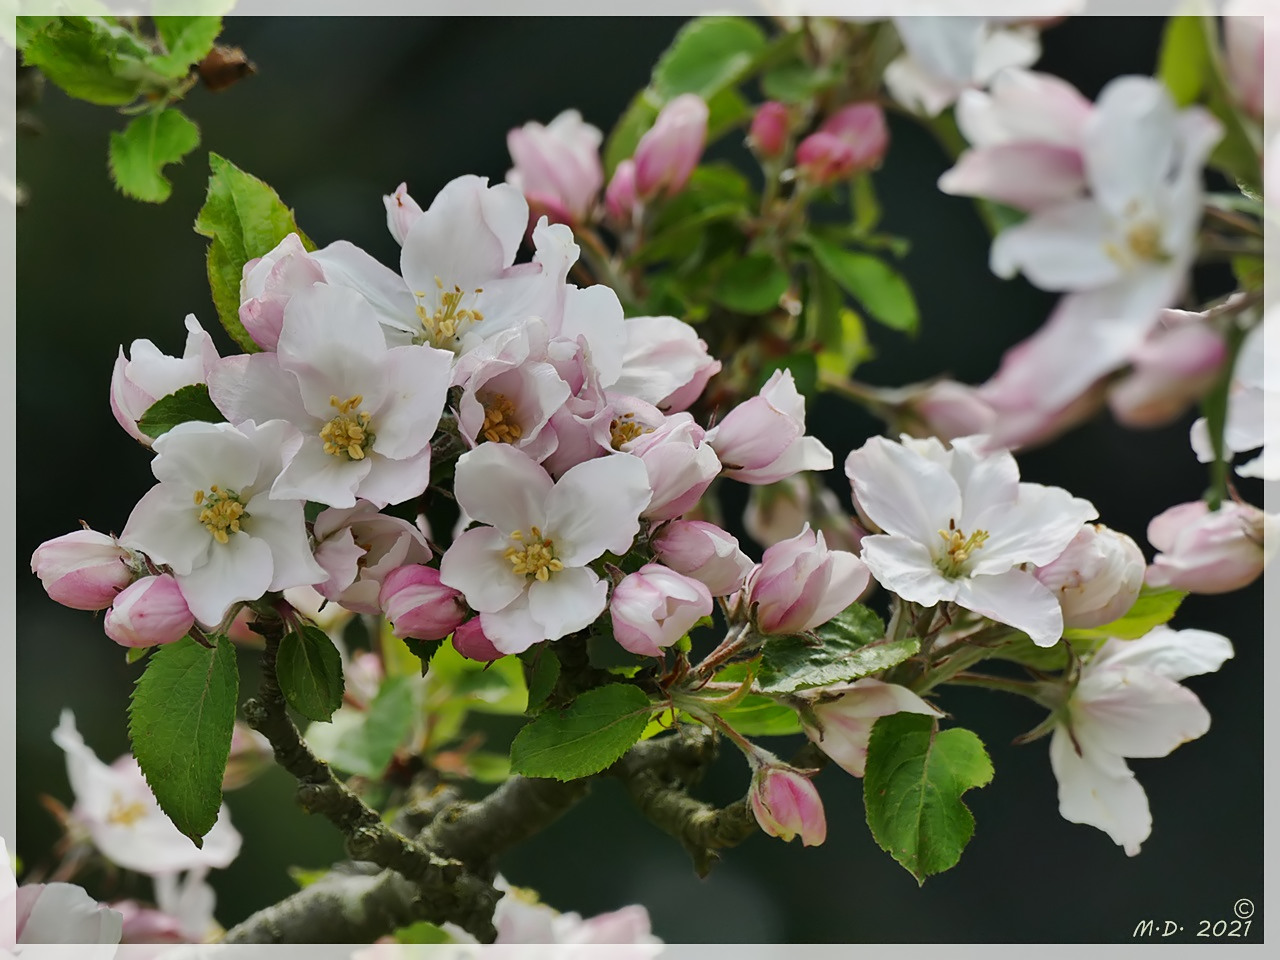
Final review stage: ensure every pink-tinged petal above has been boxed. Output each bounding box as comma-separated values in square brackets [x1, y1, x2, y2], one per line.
[947, 436, 1020, 527]
[356, 447, 433, 509]
[176, 534, 274, 625]
[939, 144, 1086, 211]
[479, 591, 545, 655]
[546, 453, 652, 563]
[528, 566, 608, 642]
[954, 568, 1064, 647]
[208, 353, 312, 428]
[150, 421, 260, 492]
[242, 494, 326, 591]
[804, 678, 943, 777]
[15, 883, 123, 945]
[454, 443, 554, 533]
[369, 343, 452, 460]
[310, 239, 418, 331]
[439, 527, 528, 613]
[804, 550, 871, 628]
[119, 484, 211, 577]
[1049, 727, 1151, 856]
[559, 285, 626, 388]
[1084, 76, 1177, 217]
[312, 526, 364, 595]
[732, 434, 833, 485]
[110, 346, 154, 444]
[859, 535, 956, 607]
[969, 482, 1096, 573]
[1091, 626, 1234, 682]
[955, 68, 1093, 147]
[271, 437, 371, 508]
[845, 435, 960, 542]
[1073, 667, 1211, 758]
[989, 199, 1121, 288]
[241, 418, 305, 493]
[276, 285, 390, 419]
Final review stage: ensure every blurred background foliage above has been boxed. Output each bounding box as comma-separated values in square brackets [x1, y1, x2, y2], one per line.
[16, 15, 1261, 942]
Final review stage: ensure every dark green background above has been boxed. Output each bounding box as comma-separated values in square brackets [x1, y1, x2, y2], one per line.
[15, 16, 1262, 943]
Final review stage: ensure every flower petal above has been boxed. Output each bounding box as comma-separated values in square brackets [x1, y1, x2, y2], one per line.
[243, 494, 326, 592]
[1049, 727, 1151, 856]
[954, 568, 1064, 646]
[271, 436, 371, 508]
[845, 436, 960, 542]
[479, 591, 546, 655]
[356, 448, 433, 509]
[370, 344, 453, 460]
[119, 483, 211, 576]
[439, 527, 528, 613]
[546, 453, 652, 563]
[453, 443, 554, 533]
[989, 199, 1121, 289]
[176, 533, 274, 625]
[969, 482, 1097, 573]
[859, 534, 957, 607]
[1073, 666, 1211, 758]
[528, 566, 608, 642]
[151, 421, 260, 492]
[1090, 626, 1234, 681]
[207, 353, 311, 429]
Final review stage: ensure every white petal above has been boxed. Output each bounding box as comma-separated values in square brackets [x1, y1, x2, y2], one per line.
[370, 344, 453, 460]
[806, 678, 942, 777]
[1049, 727, 1151, 856]
[948, 437, 1019, 528]
[845, 436, 960, 543]
[1090, 626, 1234, 681]
[970, 482, 1097, 573]
[16, 883, 123, 945]
[151, 421, 259, 492]
[176, 532, 275, 625]
[1084, 76, 1177, 217]
[243, 494, 326, 592]
[954, 569, 1064, 646]
[207, 353, 311, 428]
[356, 447, 433, 509]
[401, 175, 527, 293]
[1073, 666, 1211, 758]
[119, 483, 212, 576]
[439, 527, 528, 613]
[311, 239, 418, 329]
[559, 285, 626, 388]
[271, 437, 371, 508]
[546, 453, 652, 563]
[860, 534, 957, 607]
[804, 550, 871, 628]
[528, 567, 608, 642]
[989, 199, 1121, 289]
[453, 443, 554, 533]
[479, 591, 546, 655]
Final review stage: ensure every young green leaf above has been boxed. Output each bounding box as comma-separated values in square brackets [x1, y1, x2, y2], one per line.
[150, 16, 223, 78]
[277, 625, 345, 722]
[715, 695, 802, 737]
[307, 675, 417, 778]
[136, 383, 226, 439]
[128, 635, 238, 846]
[509, 683, 652, 781]
[713, 254, 790, 315]
[651, 16, 767, 100]
[1156, 15, 1209, 107]
[863, 714, 994, 884]
[22, 16, 152, 106]
[193, 153, 315, 352]
[1063, 586, 1188, 642]
[108, 108, 201, 204]
[808, 238, 920, 334]
[757, 603, 916, 694]
[524, 648, 561, 713]
[14, 17, 58, 50]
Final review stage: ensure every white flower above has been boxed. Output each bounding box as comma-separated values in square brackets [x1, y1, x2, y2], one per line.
[118, 419, 325, 625]
[312, 501, 432, 615]
[1190, 316, 1278, 480]
[209, 283, 453, 509]
[52, 711, 242, 875]
[439, 443, 651, 653]
[845, 435, 1097, 646]
[2, 836, 122, 950]
[110, 315, 220, 447]
[1049, 626, 1233, 855]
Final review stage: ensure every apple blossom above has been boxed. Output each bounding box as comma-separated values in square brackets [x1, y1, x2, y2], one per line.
[606, 158, 640, 225]
[1190, 318, 1277, 480]
[799, 678, 943, 777]
[439, 443, 651, 653]
[796, 103, 888, 185]
[845, 435, 1097, 646]
[30, 528, 136, 611]
[1145, 500, 1272, 595]
[706, 368, 833, 485]
[113, 869, 219, 945]
[53, 711, 242, 875]
[378, 564, 469, 642]
[451, 618, 505, 663]
[610, 314, 721, 412]
[383, 182, 423, 246]
[1108, 308, 1227, 428]
[749, 101, 789, 157]
[103, 574, 194, 649]
[634, 93, 708, 200]
[1033, 524, 1145, 629]
[312, 502, 432, 614]
[1, 838, 123, 948]
[110, 314, 220, 446]
[209, 283, 453, 509]
[747, 754, 826, 846]
[506, 109, 604, 225]
[738, 524, 870, 636]
[873, 378, 999, 443]
[611, 564, 713, 657]
[617, 411, 720, 522]
[742, 474, 867, 554]
[650, 520, 753, 597]
[1048, 626, 1232, 855]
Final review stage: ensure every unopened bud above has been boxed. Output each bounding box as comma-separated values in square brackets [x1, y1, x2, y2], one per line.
[31, 529, 135, 611]
[103, 575, 194, 649]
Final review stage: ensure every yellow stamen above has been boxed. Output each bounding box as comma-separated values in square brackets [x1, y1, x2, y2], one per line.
[481, 394, 524, 444]
[414, 279, 485, 348]
[609, 411, 651, 450]
[106, 795, 148, 827]
[195, 486, 248, 544]
[935, 520, 990, 577]
[320, 395, 375, 460]
[504, 526, 565, 582]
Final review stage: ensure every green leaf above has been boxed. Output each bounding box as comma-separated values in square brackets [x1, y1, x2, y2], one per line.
[523, 648, 560, 713]
[816, 307, 874, 378]
[808, 238, 919, 334]
[136, 383, 226, 439]
[21, 16, 153, 106]
[108, 108, 201, 204]
[863, 714, 994, 883]
[762, 57, 836, 103]
[193, 153, 315, 353]
[1063, 586, 1188, 642]
[652, 16, 767, 100]
[398, 638, 443, 677]
[427, 641, 529, 715]
[150, 16, 222, 78]
[586, 624, 649, 676]
[393, 921, 455, 944]
[128, 635, 238, 845]
[717, 695, 803, 736]
[308, 675, 416, 778]
[757, 353, 817, 401]
[713, 254, 789, 314]
[757, 604, 918, 694]
[14, 17, 59, 50]
[604, 90, 660, 177]
[276, 625, 345, 723]
[704, 86, 753, 141]
[509, 683, 652, 780]
[465, 751, 512, 784]
[1157, 15, 1212, 108]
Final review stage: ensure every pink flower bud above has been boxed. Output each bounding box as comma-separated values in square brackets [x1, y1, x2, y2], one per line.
[1146, 500, 1271, 595]
[113, 900, 187, 944]
[506, 109, 604, 225]
[605, 159, 640, 225]
[800, 678, 943, 777]
[796, 103, 888, 185]
[905, 380, 998, 441]
[740, 525, 870, 635]
[633, 93, 709, 200]
[382, 182, 424, 246]
[748, 757, 826, 846]
[379, 565, 469, 642]
[1034, 524, 1146, 629]
[238, 233, 326, 351]
[31, 529, 135, 611]
[1108, 310, 1228, 428]
[706, 368, 833, 485]
[110, 315, 220, 446]
[749, 101, 789, 157]
[611, 564, 713, 657]
[618, 414, 720, 521]
[453, 618, 505, 663]
[651, 520, 754, 597]
[1223, 7, 1265, 121]
[103, 575, 194, 649]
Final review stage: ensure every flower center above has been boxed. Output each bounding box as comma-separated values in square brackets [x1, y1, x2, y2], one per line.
[414, 276, 484, 349]
[609, 412, 651, 450]
[935, 521, 990, 577]
[194, 484, 248, 544]
[481, 393, 523, 444]
[1104, 217, 1168, 269]
[106, 793, 148, 828]
[504, 526, 564, 582]
[320, 394, 374, 461]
